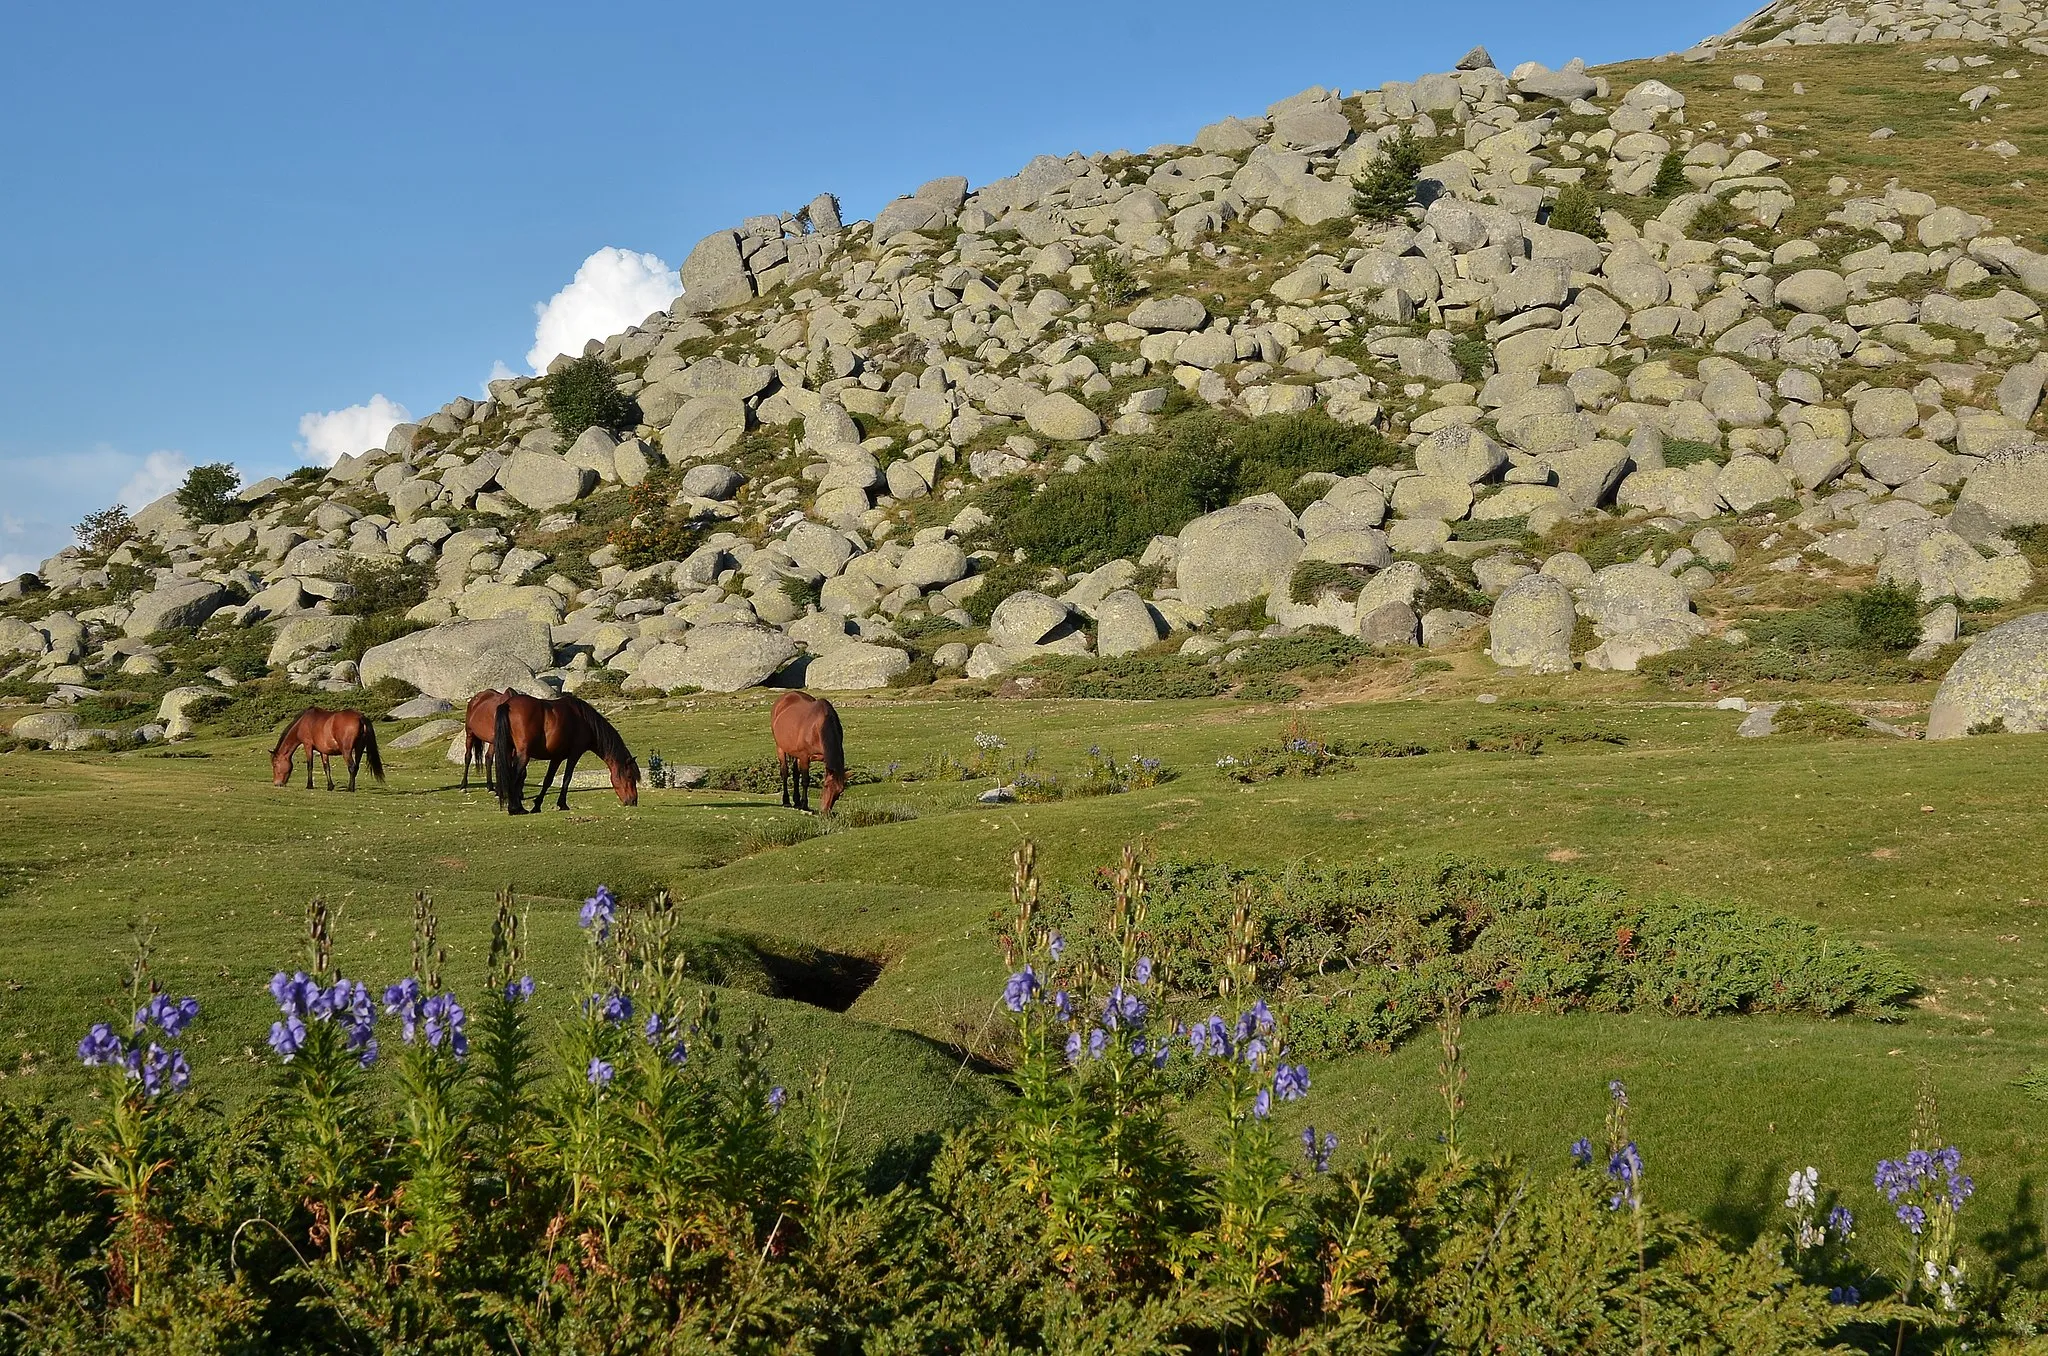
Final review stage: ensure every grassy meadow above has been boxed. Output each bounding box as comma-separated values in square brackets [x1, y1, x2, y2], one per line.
[3, 677, 2044, 1258]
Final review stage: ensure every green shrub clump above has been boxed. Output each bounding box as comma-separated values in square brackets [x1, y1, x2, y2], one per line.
[334, 558, 433, 616]
[1352, 128, 1427, 223]
[980, 409, 1396, 571]
[175, 463, 244, 525]
[1641, 582, 1935, 688]
[1546, 183, 1607, 240]
[72, 505, 135, 557]
[1042, 855, 1916, 1060]
[1650, 150, 1691, 198]
[544, 354, 638, 444]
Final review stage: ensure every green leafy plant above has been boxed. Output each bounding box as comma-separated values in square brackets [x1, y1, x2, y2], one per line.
[175, 464, 244, 526]
[1352, 129, 1427, 224]
[1547, 183, 1607, 240]
[1651, 150, 1691, 199]
[73, 506, 135, 557]
[543, 354, 638, 445]
[1091, 249, 1143, 307]
[1850, 578, 1921, 652]
[1449, 331, 1493, 382]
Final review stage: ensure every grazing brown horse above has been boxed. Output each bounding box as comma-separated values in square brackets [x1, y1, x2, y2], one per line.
[491, 691, 639, 815]
[461, 689, 509, 791]
[272, 708, 384, 791]
[771, 691, 846, 815]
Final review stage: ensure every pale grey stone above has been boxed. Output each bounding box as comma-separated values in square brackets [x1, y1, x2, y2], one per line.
[1488, 575, 1576, 674]
[1928, 610, 2048, 738]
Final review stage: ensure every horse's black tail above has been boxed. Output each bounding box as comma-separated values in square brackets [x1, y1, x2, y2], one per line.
[359, 715, 385, 784]
[493, 700, 516, 811]
[820, 699, 846, 780]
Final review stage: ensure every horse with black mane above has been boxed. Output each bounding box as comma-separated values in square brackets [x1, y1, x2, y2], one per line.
[272, 707, 384, 791]
[770, 691, 847, 815]
[491, 690, 639, 814]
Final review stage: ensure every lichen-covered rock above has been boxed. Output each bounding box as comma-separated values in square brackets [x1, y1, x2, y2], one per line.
[359, 619, 556, 700]
[1927, 611, 2048, 738]
[1095, 590, 1166, 657]
[805, 642, 911, 691]
[1175, 504, 1303, 608]
[124, 580, 230, 638]
[1488, 575, 1576, 674]
[634, 625, 796, 694]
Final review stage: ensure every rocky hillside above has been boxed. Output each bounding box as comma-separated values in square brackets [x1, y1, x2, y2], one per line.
[7, 0, 2048, 749]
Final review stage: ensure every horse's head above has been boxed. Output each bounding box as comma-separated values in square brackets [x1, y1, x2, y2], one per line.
[612, 755, 641, 808]
[819, 768, 846, 817]
[270, 746, 293, 785]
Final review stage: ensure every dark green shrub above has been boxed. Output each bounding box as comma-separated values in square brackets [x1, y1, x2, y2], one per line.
[1040, 855, 1915, 1060]
[1352, 128, 1426, 223]
[1850, 579, 1921, 652]
[176, 463, 244, 525]
[1661, 439, 1721, 468]
[342, 614, 429, 663]
[1690, 195, 1741, 238]
[1011, 652, 1225, 700]
[1289, 559, 1370, 603]
[1231, 632, 1373, 674]
[72, 505, 134, 557]
[980, 410, 1395, 572]
[1091, 249, 1142, 306]
[1774, 702, 1876, 739]
[1546, 183, 1607, 240]
[1206, 597, 1269, 633]
[1651, 151, 1690, 198]
[1449, 332, 1492, 382]
[543, 354, 637, 444]
[334, 558, 433, 616]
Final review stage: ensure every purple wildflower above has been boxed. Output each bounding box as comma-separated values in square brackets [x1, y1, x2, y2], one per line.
[1607, 1142, 1644, 1211]
[587, 990, 633, 1024]
[1897, 1204, 1927, 1235]
[1053, 989, 1072, 1021]
[579, 885, 617, 941]
[1828, 1205, 1855, 1240]
[1608, 1079, 1628, 1108]
[137, 995, 199, 1037]
[1101, 986, 1145, 1029]
[1828, 1286, 1861, 1306]
[1047, 932, 1065, 962]
[1087, 1027, 1107, 1060]
[1302, 1126, 1337, 1173]
[504, 975, 535, 1003]
[1002, 966, 1041, 1013]
[1570, 1137, 1595, 1169]
[1253, 1087, 1272, 1119]
[768, 1086, 786, 1113]
[1064, 1030, 1083, 1065]
[383, 977, 424, 1041]
[421, 992, 467, 1057]
[1272, 1062, 1311, 1102]
[77, 1023, 126, 1067]
[587, 1057, 615, 1087]
[1133, 957, 1153, 986]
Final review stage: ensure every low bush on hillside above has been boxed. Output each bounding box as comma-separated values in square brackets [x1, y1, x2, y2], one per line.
[1774, 701, 1879, 739]
[543, 354, 637, 444]
[1012, 651, 1226, 700]
[333, 557, 433, 616]
[1215, 720, 1429, 782]
[976, 409, 1397, 570]
[1352, 127, 1426, 223]
[606, 468, 704, 570]
[1040, 854, 1916, 1063]
[341, 613, 429, 663]
[12, 858, 2016, 1352]
[189, 677, 419, 739]
[72, 505, 135, 557]
[1547, 183, 1607, 240]
[1641, 582, 1941, 688]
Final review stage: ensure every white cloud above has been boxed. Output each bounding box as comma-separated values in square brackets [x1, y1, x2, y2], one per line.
[116, 450, 191, 511]
[0, 444, 198, 578]
[296, 394, 412, 467]
[526, 247, 679, 372]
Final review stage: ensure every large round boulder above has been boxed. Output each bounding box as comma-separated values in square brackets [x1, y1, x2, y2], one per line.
[1095, 590, 1166, 657]
[633, 625, 797, 694]
[358, 618, 556, 700]
[896, 540, 969, 590]
[7, 710, 80, 744]
[805, 642, 912, 691]
[1488, 575, 1576, 674]
[989, 591, 1075, 650]
[1175, 504, 1303, 608]
[498, 452, 597, 511]
[123, 580, 230, 638]
[1927, 611, 2048, 738]
[1023, 393, 1104, 442]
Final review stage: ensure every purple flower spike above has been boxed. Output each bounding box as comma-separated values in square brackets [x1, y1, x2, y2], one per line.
[77, 1023, 125, 1068]
[1047, 932, 1065, 962]
[1087, 1027, 1107, 1060]
[1064, 1030, 1083, 1065]
[768, 1086, 786, 1113]
[579, 886, 617, 941]
[1272, 1062, 1310, 1102]
[1570, 1136, 1595, 1169]
[1253, 1087, 1271, 1119]
[587, 1057, 615, 1087]
[504, 975, 535, 1003]
[1133, 957, 1153, 986]
[1002, 966, 1041, 1013]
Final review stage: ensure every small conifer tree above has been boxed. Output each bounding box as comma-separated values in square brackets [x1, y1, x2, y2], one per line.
[1352, 129, 1428, 224]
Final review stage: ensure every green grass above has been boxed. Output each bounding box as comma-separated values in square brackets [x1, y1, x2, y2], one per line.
[2, 690, 2046, 1253]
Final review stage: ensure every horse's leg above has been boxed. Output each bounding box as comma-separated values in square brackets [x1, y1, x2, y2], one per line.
[461, 737, 472, 789]
[346, 743, 359, 792]
[557, 752, 581, 811]
[505, 754, 526, 814]
[532, 759, 559, 814]
[798, 755, 812, 813]
[304, 743, 314, 790]
[779, 752, 790, 807]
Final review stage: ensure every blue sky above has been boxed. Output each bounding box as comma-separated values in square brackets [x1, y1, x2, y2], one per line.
[0, 0, 1755, 576]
